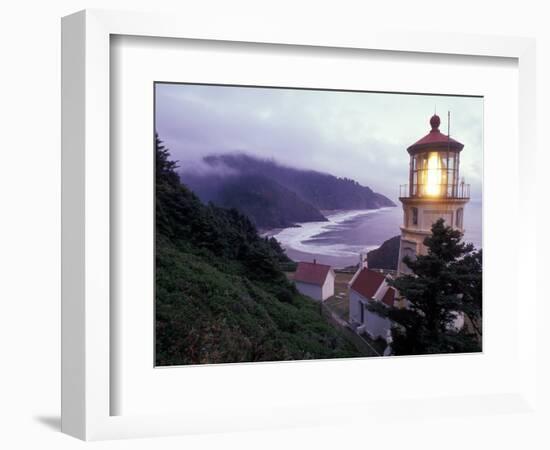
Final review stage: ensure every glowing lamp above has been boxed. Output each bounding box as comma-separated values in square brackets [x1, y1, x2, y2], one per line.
[425, 152, 443, 197]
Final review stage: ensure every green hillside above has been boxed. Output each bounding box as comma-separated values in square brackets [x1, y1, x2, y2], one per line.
[155, 135, 361, 365]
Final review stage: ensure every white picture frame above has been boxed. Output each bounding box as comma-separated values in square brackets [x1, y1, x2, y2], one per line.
[61, 9, 537, 441]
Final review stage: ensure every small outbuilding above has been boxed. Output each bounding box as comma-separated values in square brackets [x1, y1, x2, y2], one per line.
[294, 260, 335, 301]
[348, 266, 397, 342]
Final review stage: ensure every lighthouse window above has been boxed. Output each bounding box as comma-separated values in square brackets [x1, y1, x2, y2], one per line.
[456, 208, 463, 229]
[448, 155, 455, 169]
[412, 207, 418, 225]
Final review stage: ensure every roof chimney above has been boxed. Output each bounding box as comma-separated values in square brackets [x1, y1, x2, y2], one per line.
[313, 259, 316, 264]
[359, 252, 368, 269]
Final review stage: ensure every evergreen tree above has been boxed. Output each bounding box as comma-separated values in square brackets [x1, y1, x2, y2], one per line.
[156, 133, 179, 181]
[371, 219, 482, 355]
[154, 134, 362, 365]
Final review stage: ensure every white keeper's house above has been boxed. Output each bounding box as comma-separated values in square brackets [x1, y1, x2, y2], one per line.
[293, 260, 335, 301]
[348, 263, 399, 342]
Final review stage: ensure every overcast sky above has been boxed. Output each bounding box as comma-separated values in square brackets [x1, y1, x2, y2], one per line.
[155, 83, 483, 202]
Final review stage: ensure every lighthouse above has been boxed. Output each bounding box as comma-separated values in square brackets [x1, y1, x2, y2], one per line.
[397, 113, 470, 275]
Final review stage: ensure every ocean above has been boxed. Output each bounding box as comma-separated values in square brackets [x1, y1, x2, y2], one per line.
[270, 201, 482, 269]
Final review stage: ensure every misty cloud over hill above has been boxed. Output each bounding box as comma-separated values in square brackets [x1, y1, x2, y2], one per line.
[180, 153, 395, 229]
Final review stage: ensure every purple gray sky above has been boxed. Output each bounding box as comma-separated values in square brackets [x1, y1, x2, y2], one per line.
[155, 83, 483, 202]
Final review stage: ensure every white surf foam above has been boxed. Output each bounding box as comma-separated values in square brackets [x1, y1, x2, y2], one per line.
[272, 208, 389, 257]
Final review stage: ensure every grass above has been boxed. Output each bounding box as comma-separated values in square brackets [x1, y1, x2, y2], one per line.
[286, 269, 387, 357]
[286, 270, 354, 323]
[324, 271, 354, 322]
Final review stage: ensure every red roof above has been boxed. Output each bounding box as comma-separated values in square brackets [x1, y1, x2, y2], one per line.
[294, 261, 332, 286]
[381, 287, 396, 307]
[350, 268, 386, 299]
[407, 114, 463, 154]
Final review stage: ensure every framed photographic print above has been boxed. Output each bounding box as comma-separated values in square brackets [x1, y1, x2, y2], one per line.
[153, 82, 483, 365]
[61, 9, 538, 441]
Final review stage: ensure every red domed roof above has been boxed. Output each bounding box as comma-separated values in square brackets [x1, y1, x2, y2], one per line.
[407, 114, 464, 154]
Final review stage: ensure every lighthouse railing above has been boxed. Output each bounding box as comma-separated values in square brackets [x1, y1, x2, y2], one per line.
[399, 183, 470, 199]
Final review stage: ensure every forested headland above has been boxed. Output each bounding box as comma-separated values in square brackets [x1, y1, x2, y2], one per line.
[155, 135, 363, 365]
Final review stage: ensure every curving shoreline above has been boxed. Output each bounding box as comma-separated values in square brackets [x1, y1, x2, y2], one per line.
[264, 201, 481, 269]
[266, 208, 395, 267]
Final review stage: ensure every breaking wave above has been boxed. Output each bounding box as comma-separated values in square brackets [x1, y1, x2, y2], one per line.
[272, 209, 390, 257]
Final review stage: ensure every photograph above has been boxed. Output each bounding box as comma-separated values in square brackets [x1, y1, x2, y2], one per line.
[154, 82, 483, 366]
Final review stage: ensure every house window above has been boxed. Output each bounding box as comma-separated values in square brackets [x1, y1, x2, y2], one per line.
[412, 207, 418, 226]
[360, 302, 364, 323]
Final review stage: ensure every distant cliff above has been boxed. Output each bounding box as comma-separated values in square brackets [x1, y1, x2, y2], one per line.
[367, 235, 401, 271]
[216, 174, 327, 228]
[181, 153, 395, 229]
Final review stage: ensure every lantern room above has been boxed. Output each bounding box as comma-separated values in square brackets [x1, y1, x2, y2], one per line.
[400, 114, 469, 199]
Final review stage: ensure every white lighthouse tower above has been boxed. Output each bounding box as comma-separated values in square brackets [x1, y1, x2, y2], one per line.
[397, 113, 470, 275]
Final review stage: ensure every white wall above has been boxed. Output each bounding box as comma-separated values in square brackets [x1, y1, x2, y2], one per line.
[321, 271, 335, 300]
[404, 201, 468, 234]
[350, 289, 392, 340]
[364, 309, 392, 341]
[349, 290, 364, 324]
[295, 281, 323, 301]
[1, 1, 548, 449]
[398, 238, 417, 275]
[296, 272, 334, 301]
